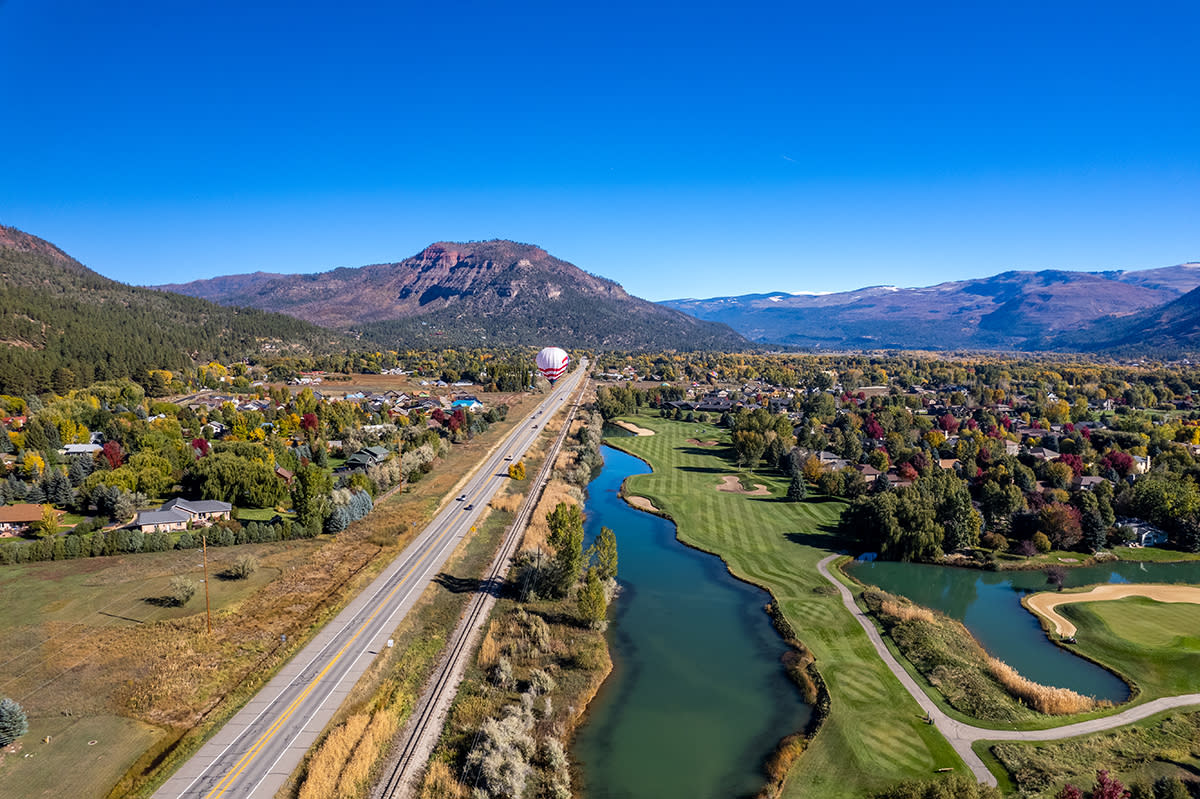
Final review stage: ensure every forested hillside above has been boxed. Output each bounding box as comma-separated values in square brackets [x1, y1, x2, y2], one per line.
[0, 225, 341, 395]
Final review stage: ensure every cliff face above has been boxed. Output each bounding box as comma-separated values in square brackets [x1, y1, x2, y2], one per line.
[159, 240, 747, 350]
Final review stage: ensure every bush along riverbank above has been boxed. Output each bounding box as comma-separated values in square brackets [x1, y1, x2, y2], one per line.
[859, 588, 1108, 721]
[759, 601, 831, 799]
[419, 410, 617, 799]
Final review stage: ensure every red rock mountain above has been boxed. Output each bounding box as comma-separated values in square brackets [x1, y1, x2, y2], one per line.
[158, 240, 747, 350]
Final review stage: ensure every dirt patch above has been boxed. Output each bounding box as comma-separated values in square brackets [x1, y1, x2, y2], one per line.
[685, 438, 719, 447]
[613, 420, 655, 436]
[624, 495, 660, 513]
[715, 475, 771, 496]
[1026, 584, 1200, 637]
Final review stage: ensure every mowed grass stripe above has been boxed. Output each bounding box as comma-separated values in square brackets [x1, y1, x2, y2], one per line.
[608, 417, 964, 799]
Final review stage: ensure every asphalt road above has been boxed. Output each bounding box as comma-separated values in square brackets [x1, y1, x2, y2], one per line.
[154, 364, 585, 799]
[817, 554, 1200, 786]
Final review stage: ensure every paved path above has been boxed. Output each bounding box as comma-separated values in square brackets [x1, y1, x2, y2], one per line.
[154, 367, 585, 799]
[815, 555, 1200, 786]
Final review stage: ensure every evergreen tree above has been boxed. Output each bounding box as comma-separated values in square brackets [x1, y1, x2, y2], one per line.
[787, 472, 808, 502]
[0, 697, 28, 746]
[67, 455, 94, 487]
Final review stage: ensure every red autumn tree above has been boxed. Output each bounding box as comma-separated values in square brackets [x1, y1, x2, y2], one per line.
[101, 440, 123, 470]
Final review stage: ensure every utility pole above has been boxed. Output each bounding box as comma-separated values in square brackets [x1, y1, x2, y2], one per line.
[202, 530, 212, 634]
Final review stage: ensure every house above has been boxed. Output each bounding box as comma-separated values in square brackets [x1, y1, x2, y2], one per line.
[133, 498, 233, 533]
[275, 466, 295, 486]
[1132, 455, 1152, 475]
[0, 503, 44, 535]
[61, 443, 103, 456]
[1027, 446, 1060, 462]
[451, 397, 484, 412]
[340, 446, 391, 471]
[1072, 475, 1109, 491]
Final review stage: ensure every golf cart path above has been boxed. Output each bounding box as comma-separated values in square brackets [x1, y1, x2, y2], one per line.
[815, 555, 1200, 786]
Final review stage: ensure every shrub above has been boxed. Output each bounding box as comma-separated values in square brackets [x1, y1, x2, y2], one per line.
[981, 532, 1008, 552]
[492, 657, 514, 691]
[0, 697, 29, 746]
[465, 705, 535, 799]
[168, 576, 198, 606]
[227, 554, 258, 580]
[1032, 532, 1052, 553]
[528, 669, 556, 697]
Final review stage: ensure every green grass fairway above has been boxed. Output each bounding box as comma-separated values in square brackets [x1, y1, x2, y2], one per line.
[608, 416, 965, 799]
[1065, 597, 1200, 699]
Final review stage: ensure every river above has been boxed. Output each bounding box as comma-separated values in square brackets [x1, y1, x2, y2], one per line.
[847, 559, 1200, 701]
[572, 445, 811, 799]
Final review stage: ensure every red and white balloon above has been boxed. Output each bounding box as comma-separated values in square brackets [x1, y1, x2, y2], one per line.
[535, 346, 570, 384]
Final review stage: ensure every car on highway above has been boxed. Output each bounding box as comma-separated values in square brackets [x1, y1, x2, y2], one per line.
[504, 455, 513, 461]
[466, 504, 474, 510]
[456, 494, 466, 501]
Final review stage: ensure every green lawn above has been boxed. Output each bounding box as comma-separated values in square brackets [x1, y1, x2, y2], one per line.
[235, 506, 292, 522]
[1110, 546, 1200, 563]
[609, 416, 966, 799]
[1064, 598, 1200, 700]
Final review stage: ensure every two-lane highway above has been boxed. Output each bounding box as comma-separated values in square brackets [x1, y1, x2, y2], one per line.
[155, 363, 586, 799]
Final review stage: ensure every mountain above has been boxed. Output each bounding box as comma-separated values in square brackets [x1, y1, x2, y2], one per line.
[1059, 284, 1200, 355]
[158, 240, 748, 351]
[0, 225, 342, 395]
[662, 265, 1200, 350]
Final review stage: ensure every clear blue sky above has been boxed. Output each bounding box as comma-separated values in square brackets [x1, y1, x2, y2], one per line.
[1, 0, 1197, 300]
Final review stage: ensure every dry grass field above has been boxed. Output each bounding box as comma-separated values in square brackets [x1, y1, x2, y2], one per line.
[0, 389, 543, 799]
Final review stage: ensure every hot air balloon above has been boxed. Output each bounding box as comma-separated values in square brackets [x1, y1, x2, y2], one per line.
[536, 347, 570, 384]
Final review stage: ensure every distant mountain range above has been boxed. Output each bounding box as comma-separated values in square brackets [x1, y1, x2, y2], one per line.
[157, 240, 747, 351]
[0, 225, 341, 395]
[661, 265, 1200, 352]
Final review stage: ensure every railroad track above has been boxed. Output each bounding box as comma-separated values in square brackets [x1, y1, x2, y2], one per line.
[373, 379, 588, 799]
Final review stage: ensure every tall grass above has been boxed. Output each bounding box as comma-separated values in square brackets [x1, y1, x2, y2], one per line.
[863, 587, 1102, 721]
[878, 599, 935, 624]
[986, 658, 1099, 715]
[420, 759, 467, 799]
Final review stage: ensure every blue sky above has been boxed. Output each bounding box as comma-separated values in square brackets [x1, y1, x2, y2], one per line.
[1, 0, 1197, 300]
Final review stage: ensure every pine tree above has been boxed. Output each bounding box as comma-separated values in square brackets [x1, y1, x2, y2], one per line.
[787, 472, 807, 502]
[0, 697, 28, 746]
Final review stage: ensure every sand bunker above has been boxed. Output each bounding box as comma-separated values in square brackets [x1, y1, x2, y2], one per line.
[715, 475, 771, 496]
[686, 438, 720, 447]
[613, 420, 655, 436]
[624, 495, 661, 513]
[1026, 583, 1200, 637]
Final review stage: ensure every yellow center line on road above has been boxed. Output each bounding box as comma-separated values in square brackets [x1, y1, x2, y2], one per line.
[202, 510, 465, 799]
[198, 382, 571, 798]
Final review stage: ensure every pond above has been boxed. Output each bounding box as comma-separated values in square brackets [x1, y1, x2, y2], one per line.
[572, 445, 810, 799]
[846, 559, 1200, 701]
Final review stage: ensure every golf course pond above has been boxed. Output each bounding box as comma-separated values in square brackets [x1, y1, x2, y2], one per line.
[572, 445, 811, 799]
[846, 558, 1200, 702]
